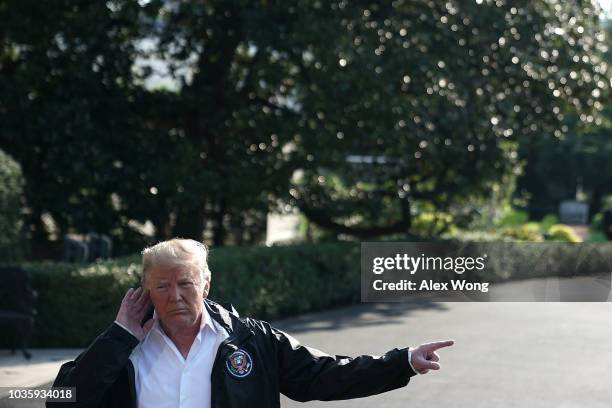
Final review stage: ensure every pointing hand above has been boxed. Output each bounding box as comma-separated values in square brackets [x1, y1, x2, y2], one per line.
[410, 340, 454, 374]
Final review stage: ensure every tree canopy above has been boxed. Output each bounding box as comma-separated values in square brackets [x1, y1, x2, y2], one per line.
[0, 0, 608, 250]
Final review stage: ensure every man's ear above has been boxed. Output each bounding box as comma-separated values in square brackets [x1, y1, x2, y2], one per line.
[202, 279, 210, 299]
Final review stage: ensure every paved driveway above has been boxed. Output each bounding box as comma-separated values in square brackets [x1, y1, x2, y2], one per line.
[2, 278, 611, 407]
[276, 301, 612, 408]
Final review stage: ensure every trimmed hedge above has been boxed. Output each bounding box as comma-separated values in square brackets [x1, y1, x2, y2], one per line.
[8, 243, 360, 347]
[5, 240, 610, 347]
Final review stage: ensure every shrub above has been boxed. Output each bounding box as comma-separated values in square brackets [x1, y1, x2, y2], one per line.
[12, 258, 142, 348]
[497, 209, 529, 228]
[500, 223, 544, 242]
[207, 243, 360, 319]
[588, 231, 607, 243]
[590, 212, 603, 231]
[539, 214, 560, 232]
[9, 243, 360, 347]
[411, 211, 455, 236]
[547, 224, 582, 243]
[0, 150, 28, 262]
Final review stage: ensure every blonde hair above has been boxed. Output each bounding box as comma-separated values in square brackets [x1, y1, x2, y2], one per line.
[141, 238, 211, 285]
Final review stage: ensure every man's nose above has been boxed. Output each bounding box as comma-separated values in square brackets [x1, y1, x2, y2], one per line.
[168, 284, 181, 302]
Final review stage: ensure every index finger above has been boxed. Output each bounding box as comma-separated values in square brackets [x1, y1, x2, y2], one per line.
[423, 340, 454, 351]
[122, 287, 134, 301]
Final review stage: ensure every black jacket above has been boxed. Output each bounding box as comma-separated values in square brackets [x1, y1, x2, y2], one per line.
[47, 300, 417, 408]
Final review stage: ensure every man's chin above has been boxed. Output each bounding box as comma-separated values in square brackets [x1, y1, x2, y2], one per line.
[162, 314, 197, 332]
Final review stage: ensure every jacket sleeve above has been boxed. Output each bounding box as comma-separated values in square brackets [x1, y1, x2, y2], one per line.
[268, 324, 417, 402]
[46, 322, 139, 408]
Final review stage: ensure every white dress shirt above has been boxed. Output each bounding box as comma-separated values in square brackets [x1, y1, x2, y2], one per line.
[128, 308, 229, 408]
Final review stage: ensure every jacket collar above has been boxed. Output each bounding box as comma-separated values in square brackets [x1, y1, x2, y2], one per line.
[204, 299, 254, 352]
[204, 299, 246, 334]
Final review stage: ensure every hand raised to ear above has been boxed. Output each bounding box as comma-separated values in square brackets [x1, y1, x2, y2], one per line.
[115, 287, 154, 341]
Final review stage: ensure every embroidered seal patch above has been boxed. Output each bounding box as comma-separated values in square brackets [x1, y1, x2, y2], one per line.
[226, 349, 253, 378]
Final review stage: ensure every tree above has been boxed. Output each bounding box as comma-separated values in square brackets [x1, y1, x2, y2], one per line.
[131, 0, 608, 242]
[1, 0, 608, 250]
[0, 0, 149, 249]
[282, 0, 608, 238]
[517, 18, 612, 219]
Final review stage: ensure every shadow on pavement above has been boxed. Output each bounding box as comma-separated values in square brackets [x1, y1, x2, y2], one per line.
[274, 300, 448, 334]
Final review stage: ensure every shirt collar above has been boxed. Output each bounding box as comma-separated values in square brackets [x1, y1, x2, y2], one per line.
[200, 305, 217, 334]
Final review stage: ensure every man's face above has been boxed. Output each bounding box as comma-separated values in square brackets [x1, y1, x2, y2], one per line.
[145, 263, 209, 333]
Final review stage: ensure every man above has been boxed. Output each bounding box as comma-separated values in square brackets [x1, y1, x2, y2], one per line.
[48, 238, 453, 408]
